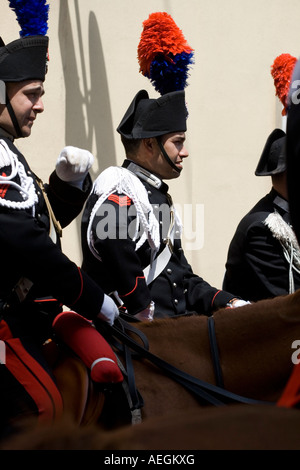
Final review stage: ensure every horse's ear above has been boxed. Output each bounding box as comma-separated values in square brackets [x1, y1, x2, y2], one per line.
[52, 311, 123, 384]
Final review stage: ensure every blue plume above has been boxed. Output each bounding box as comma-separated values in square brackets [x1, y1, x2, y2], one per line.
[8, 0, 49, 37]
[148, 51, 194, 95]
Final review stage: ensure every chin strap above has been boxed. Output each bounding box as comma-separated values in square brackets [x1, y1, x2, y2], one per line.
[5, 92, 22, 138]
[156, 136, 181, 174]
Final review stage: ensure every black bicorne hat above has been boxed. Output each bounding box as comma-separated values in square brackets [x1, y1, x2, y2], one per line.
[255, 128, 286, 176]
[0, 35, 49, 82]
[117, 89, 188, 139]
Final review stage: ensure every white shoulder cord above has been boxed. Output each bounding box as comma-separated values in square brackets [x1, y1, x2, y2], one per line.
[264, 211, 300, 294]
[0, 139, 38, 214]
[289, 245, 295, 294]
[87, 166, 160, 261]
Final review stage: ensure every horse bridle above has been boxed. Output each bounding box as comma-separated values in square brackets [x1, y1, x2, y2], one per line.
[97, 315, 274, 421]
[207, 316, 224, 388]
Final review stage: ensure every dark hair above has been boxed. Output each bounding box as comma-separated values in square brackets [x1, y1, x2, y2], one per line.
[121, 135, 142, 157]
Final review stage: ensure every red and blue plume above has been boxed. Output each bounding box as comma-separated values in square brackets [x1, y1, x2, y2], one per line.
[138, 12, 194, 95]
[8, 0, 49, 37]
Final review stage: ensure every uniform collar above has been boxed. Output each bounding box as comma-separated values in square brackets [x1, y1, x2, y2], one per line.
[122, 159, 169, 193]
[271, 188, 289, 214]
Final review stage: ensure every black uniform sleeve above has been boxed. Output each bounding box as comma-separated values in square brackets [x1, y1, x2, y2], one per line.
[0, 208, 104, 319]
[224, 221, 295, 301]
[177, 248, 236, 312]
[245, 223, 292, 296]
[45, 171, 92, 228]
[0, 140, 104, 319]
[90, 194, 151, 315]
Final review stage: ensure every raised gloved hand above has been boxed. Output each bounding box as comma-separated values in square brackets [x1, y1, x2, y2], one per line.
[134, 301, 155, 322]
[56, 146, 94, 189]
[97, 294, 119, 326]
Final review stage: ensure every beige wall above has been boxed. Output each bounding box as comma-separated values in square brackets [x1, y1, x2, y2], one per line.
[1, 0, 300, 289]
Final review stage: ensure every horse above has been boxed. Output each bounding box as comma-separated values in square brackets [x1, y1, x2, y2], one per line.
[98, 289, 300, 425]
[2, 289, 300, 447]
[1, 403, 300, 450]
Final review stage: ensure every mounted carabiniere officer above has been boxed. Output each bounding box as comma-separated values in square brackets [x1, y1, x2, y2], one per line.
[81, 12, 249, 321]
[0, 0, 119, 435]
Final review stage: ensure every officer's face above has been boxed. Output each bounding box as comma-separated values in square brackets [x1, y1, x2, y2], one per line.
[0, 80, 45, 138]
[151, 132, 189, 180]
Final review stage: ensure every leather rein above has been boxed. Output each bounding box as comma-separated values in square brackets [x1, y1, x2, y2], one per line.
[97, 315, 273, 420]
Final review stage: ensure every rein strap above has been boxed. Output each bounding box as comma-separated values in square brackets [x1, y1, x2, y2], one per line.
[102, 317, 273, 407]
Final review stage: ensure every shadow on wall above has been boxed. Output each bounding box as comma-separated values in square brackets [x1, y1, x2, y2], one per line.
[58, 1, 116, 259]
[58, 0, 116, 180]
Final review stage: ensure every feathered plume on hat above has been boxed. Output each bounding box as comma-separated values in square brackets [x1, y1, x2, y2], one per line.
[271, 53, 297, 116]
[137, 12, 194, 95]
[8, 0, 49, 37]
[0, 0, 50, 83]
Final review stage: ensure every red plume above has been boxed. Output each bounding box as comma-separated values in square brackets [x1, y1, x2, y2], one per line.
[138, 12, 193, 77]
[271, 53, 297, 116]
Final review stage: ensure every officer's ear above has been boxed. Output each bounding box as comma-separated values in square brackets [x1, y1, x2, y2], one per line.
[142, 138, 156, 155]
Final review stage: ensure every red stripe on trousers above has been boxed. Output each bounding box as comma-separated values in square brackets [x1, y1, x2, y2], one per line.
[4, 338, 63, 423]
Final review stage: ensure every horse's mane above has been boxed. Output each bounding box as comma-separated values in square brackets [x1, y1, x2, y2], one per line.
[136, 314, 205, 334]
[136, 290, 300, 339]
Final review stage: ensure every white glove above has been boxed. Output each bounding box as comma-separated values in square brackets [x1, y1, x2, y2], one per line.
[55, 146, 94, 189]
[134, 301, 155, 322]
[229, 299, 251, 308]
[97, 294, 119, 326]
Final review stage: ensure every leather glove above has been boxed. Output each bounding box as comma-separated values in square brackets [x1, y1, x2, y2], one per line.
[55, 146, 94, 189]
[134, 301, 155, 322]
[97, 294, 119, 326]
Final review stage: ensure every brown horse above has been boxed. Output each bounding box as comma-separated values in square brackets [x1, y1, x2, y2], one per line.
[2, 290, 300, 449]
[2, 404, 300, 450]
[97, 290, 300, 424]
[50, 289, 300, 427]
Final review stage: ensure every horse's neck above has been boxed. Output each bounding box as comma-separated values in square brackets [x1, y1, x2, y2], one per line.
[214, 292, 300, 340]
[136, 315, 211, 362]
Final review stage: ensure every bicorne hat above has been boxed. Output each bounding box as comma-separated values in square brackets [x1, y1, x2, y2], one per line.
[0, 35, 49, 83]
[117, 89, 187, 139]
[0, 0, 49, 84]
[255, 128, 286, 176]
